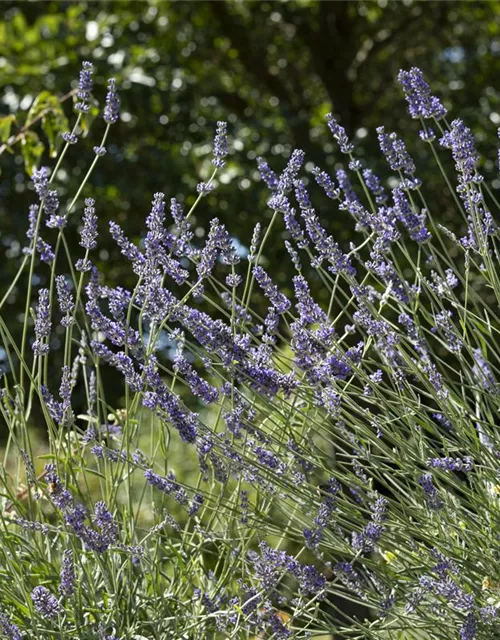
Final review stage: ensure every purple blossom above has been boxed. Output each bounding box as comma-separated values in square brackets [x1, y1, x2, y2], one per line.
[433, 413, 453, 431]
[59, 549, 75, 597]
[174, 354, 218, 404]
[75, 257, 91, 272]
[44, 189, 64, 229]
[94, 501, 119, 545]
[0, 612, 22, 640]
[109, 221, 144, 265]
[80, 197, 98, 250]
[293, 275, 326, 324]
[197, 218, 238, 281]
[31, 586, 61, 619]
[460, 614, 477, 640]
[75, 61, 94, 113]
[41, 384, 64, 425]
[103, 78, 120, 124]
[362, 168, 387, 204]
[294, 181, 355, 275]
[472, 348, 497, 390]
[433, 310, 463, 353]
[253, 266, 290, 313]
[284, 240, 301, 270]
[45, 464, 73, 510]
[55, 275, 74, 327]
[256, 157, 278, 190]
[249, 542, 325, 597]
[366, 255, 409, 303]
[143, 357, 197, 442]
[61, 131, 78, 144]
[393, 187, 430, 243]
[398, 67, 447, 120]
[144, 469, 188, 504]
[196, 181, 215, 194]
[352, 495, 389, 553]
[303, 478, 340, 550]
[294, 179, 312, 210]
[143, 192, 189, 285]
[277, 149, 305, 194]
[440, 119, 479, 183]
[188, 493, 204, 516]
[32, 167, 49, 201]
[86, 273, 141, 351]
[376, 127, 416, 175]
[212, 121, 228, 168]
[248, 222, 261, 261]
[32, 288, 51, 356]
[334, 562, 364, 597]
[59, 365, 74, 415]
[336, 168, 359, 204]
[24, 203, 38, 246]
[311, 165, 340, 200]
[418, 473, 444, 510]
[326, 114, 354, 154]
[91, 342, 143, 392]
[426, 456, 473, 472]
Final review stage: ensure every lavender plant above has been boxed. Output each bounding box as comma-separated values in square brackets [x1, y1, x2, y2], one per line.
[1, 62, 500, 640]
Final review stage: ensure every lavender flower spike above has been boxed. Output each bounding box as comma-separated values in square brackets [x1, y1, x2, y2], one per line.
[32, 288, 51, 356]
[256, 157, 278, 190]
[439, 119, 480, 184]
[398, 67, 447, 120]
[326, 114, 354, 154]
[0, 612, 22, 640]
[212, 121, 228, 168]
[59, 549, 75, 597]
[31, 586, 61, 619]
[80, 197, 98, 250]
[94, 501, 119, 545]
[75, 61, 94, 113]
[104, 77, 120, 124]
[55, 275, 75, 327]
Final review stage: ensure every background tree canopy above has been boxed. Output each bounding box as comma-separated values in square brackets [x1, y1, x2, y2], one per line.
[1, 0, 500, 387]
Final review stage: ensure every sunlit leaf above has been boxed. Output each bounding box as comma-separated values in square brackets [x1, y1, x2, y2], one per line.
[21, 130, 44, 175]
[0, 114, 15, 144]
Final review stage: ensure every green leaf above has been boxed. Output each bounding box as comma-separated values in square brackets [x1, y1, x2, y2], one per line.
[26, 90, 59, 123]
[0, 115, 15, 143]
[21, 131, 44, 176]
[42, 108, 69, 157]
[26, 91, 69, 157]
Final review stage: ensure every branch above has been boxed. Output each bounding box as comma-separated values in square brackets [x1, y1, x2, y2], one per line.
[0, 87, 78, 157]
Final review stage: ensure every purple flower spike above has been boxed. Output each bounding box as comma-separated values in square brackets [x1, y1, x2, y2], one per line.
[31, 586, 61, 619]
[398, 67, 447, 120]
[33, 288, 51, 356]
[59, 549, 75, 597]
[0, 612, 22, 640]
[104, 77, 120, 124]
[75, 61, 94, 113]
[212, 121, 228, 168]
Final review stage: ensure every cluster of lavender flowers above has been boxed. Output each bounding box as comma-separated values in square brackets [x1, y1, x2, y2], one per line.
[2, 62, 500, 639]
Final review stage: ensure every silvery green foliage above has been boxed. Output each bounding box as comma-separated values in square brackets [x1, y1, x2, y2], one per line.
[1, 62, 500, 639]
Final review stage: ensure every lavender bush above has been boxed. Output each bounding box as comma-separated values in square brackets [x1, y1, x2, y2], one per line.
[0, 62, 499, 639]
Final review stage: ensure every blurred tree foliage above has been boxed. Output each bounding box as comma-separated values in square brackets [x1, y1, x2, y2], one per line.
[1, 0, 500, 390]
